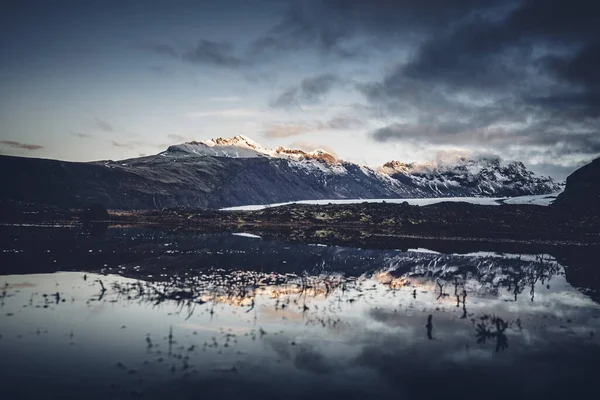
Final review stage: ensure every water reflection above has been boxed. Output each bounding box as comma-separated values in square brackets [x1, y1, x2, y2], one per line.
[475, 315, 509, 352]
[1, 227, 600, 399]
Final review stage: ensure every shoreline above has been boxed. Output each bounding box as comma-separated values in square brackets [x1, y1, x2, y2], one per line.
[2, 199, 599, 249]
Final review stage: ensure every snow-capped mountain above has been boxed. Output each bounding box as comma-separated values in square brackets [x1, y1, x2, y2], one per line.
[163, 135, 561, 198]
[0, 135, 562, 209]
[380, 155, 562, 197]
[164, 135, 339, 164]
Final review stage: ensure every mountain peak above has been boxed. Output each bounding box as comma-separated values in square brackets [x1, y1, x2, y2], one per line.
[378, 154, 561, 195]
[381, 160, 414, 173]
[304, 149, 338, 164]
[200, 135, 263, 150]
[381, 155, 508, 175]
[272, 146, 338, 163]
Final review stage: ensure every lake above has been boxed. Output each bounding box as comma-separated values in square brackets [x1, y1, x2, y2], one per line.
[1, 225, 599, 399]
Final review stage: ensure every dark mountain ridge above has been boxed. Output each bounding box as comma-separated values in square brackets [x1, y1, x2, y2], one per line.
[0, 136, 562, 209]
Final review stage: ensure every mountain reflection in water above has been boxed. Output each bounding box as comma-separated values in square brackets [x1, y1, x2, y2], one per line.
[1, 226, 599, 400]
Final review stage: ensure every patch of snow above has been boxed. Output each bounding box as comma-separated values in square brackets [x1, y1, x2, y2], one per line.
[290, 158, 347, 176]
[407, 248, 441, 254]
[222, 196, 501, 211]
[220, 193, 562, 211]
[502, 193, 561, 206]
[231, 232, 262, 239]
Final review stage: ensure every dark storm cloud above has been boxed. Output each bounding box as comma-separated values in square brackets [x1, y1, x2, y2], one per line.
[357, 0, 600, 169]
[146, 1, 514, 66]
[376, 120, 599, 147]
[165, 1, 514, 67]
[526, 92, 600, 118]
[3, 0, 596, 178]
[253, 0, 511, 57]
[251, 2, 353, 58]
[270, 74, 340, 108]
[0, 140, 43, 150]
[134, 0, 600, 175]
[400, 21, 524, 91]
[507, 0, 600, 40]
[397, 0, 600, 92]
[538, 43, 600, 86]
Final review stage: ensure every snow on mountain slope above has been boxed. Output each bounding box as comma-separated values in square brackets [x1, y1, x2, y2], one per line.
[163, 135, 268, 158]
[162, 135, 561, 198]
[158, 136, 562, 202]
[164, 135, 340, 163]
[380, 155, 562, 197]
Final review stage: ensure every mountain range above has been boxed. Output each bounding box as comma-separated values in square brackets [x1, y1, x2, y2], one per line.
[0, 135, 562, 209]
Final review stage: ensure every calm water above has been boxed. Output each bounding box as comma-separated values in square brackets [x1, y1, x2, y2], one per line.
[1, 226, 600, 399]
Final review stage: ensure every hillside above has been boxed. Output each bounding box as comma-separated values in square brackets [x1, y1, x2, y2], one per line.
[0, 136, 561, 209]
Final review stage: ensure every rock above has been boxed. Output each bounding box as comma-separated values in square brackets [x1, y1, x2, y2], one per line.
[554, 157, 600, 211]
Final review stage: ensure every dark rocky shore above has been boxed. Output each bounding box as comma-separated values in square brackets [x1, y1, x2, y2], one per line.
[2, 199, 599, 248]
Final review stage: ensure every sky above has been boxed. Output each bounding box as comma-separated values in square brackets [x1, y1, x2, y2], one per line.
[1, 0, 599, 180]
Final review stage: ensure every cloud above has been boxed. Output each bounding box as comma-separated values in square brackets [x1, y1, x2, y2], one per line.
[393, 1, 599, 98]
[147, 2, 507, 67]
[94, 117, 113, 132]
[111, 141, 136, 149]
[209, 96, 242, 102]
[547, 41, 600, 87]
[70, 132, 92, 139]
[166, 134, 188, 142]
[526, 92, 600, 118]
[270, 74, 340, 108]
[354, 0, 600, 173]
[150, 39, 246, 68]
[145, 2, 512, 69]
[288, 141, 338, 157]
[400, 21, 523, 92]
[371, 118, 600, 165]
[12, 0, 596, 179]
[111, 140, 171, 150]
[527, 161, 589, 181]
[324, 115, 364, 130]
[264, 115, 364, 138]
[251, 3, 353, 58]
[0, 140, 43, 150]
[186, 108, 263, 118]
[264, 123, 313, 138]
[182, 40, 243, 67]
[372, 123, 471, 143]
[252, 1, 507, 58]
[117, 2, 600, 180]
